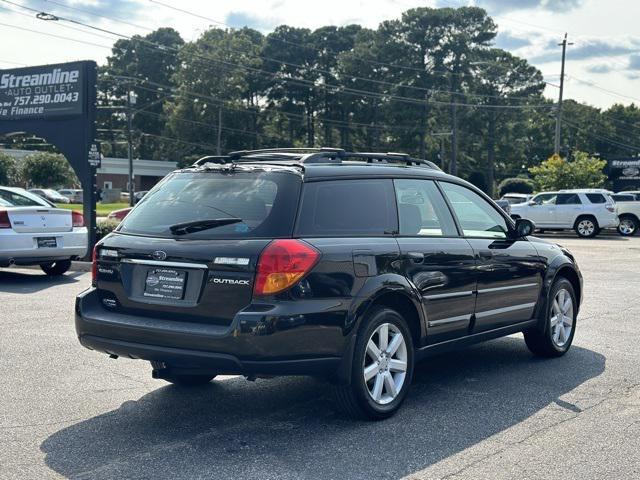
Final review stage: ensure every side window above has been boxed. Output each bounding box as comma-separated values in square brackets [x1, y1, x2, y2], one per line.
[394, 179, 458, 236]
[440, 182, 509, 239]
[533, 193, 557, 205]
[296, 179, 397, 236]
[586, 193, 606, 204]
[556, 193, 582, 205]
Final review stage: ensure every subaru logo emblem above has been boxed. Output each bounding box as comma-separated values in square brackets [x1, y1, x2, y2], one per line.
[152, 250, 167, 261]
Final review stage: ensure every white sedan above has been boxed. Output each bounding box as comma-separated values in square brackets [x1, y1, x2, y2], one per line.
[0, 186, 87, 275]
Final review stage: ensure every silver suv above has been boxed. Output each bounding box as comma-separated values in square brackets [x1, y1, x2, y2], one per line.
[510, 189, 618, 238]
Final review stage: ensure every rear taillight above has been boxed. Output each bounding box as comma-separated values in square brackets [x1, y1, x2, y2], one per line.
[0, 209, 10, 229]
[91, 244, 98, 286]
[254, 239, 320, 296]
[606, 205, 615, 213]
[72, 210, 85, 227]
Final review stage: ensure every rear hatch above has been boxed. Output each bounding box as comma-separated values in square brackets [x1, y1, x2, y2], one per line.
[7, 207, 73, 233]
[95, 166, 302, 326]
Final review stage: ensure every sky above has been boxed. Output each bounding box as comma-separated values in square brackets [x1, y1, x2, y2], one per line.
[0, 0, 638, 109]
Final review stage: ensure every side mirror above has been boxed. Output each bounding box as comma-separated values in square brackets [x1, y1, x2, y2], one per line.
[514, 218, 535, 237]
[527, 200, 537, 206]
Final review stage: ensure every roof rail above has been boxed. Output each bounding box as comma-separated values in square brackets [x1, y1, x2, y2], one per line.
[192, 148, 441, 170]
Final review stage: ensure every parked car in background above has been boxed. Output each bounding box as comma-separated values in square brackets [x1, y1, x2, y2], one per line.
[28, 188, 70, 204]
[612, 192, 640, 202]
[133, 190, 148, 204]
[510, 189, 618, 238]
[501, 193, 533, 205]
[76, 148, 583, 420]
[58, 188, 83, 203]
[0, 186, 87, 275]
[494, 199, 511, 216]
[107, 207, 132, 222]
[612, 200, 640, 236]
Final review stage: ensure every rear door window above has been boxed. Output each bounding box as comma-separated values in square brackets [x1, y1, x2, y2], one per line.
[296, 179, 397, 236]
[394, 179, 458, 236]
[556, 193, 582, 205]
[118, 170, 301, 239]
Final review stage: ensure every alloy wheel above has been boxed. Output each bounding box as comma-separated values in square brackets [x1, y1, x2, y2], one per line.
[363, 323, 408, 405]
[619, 218, 636, 235]
[550, 288, 574, 347]
[577, 219, 595, 237]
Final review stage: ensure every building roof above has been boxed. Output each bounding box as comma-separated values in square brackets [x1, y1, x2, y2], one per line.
[0, 149, 177, 177]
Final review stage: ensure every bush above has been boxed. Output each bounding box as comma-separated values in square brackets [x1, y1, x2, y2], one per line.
[0, 152, 17, 185]
[498, 177, 535, 197]
[96, 219, 120, 241]
[20, 152, 78, 188]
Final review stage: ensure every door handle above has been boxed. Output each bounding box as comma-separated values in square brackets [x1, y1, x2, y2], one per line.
[478, 250, 493, 260]
[407, 251, 424, 263]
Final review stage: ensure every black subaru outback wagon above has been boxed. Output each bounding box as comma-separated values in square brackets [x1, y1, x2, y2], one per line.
[76, 148, 582, 419]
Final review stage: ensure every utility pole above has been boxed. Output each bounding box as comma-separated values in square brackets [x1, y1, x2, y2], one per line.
[554, 33, 573, 155]
[449, 72, 459, 176]
[216, 107, 222, 156]
[431, 131, 452, 170]
[126, 89, 137, 207]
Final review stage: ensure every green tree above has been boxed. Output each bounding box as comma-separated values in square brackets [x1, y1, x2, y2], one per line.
[529, 152, 607, 191]
[468, 49, 545, 195]
[19, 153, 78, 188]
[100, 28, 185, 159]
[0, 152, 17, 185]
[166, 27, 265, 156]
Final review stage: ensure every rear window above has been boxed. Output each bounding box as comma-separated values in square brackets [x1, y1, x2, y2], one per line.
[0, 189, 49, 207]
[586, 193, 606, 204]
[117, 170, 301, 239]
[296, 179, 397, 236]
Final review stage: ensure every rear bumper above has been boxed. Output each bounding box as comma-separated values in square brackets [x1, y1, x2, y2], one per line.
[0, 227, 87, 264]
[75, 288, 351, 377]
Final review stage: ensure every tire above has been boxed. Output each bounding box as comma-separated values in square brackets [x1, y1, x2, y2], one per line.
[574, 216, 599, 238]
[150, 361, 215, 386]
[333, 307, 414, 420]
[40, 259, 72, 276]
[618, 215, 638, 236]
[524, 277, 576, 358]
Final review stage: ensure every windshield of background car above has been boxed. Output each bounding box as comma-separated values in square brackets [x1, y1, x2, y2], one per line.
[117, 170, 301, 239]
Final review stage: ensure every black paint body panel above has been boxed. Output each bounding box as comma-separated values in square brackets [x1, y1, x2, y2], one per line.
[75, 163, 583, 379]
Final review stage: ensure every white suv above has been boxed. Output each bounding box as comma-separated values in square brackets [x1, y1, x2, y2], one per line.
[510, 189, 618, 238]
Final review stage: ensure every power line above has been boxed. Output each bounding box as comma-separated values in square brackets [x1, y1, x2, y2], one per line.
[566, 74, 640, 104]
[102, 73, 522, 133]
[2, 0, 553, 110]
[562, 118, 640, 152]
[42, 0, 154, 32]
[0, 21, 112, 50]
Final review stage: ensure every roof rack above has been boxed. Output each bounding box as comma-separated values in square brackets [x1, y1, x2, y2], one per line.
[192, 147, 441, 170]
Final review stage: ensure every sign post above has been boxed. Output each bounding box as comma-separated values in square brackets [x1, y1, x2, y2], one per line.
[0, 60, 98, 257]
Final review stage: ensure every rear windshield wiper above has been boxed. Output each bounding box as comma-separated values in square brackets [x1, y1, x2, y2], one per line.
[169, 218, 242, 235]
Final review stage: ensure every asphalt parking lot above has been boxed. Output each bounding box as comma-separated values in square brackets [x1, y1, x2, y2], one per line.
[1, 234, 639, 480]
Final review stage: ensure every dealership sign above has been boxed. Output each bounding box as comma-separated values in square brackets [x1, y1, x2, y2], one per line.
[610, 159, 640, 181]
[0, 62, 84, 119]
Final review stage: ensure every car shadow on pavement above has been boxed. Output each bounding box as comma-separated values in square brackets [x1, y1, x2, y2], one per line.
[535, 232, 628, 241]
[0, 269, 82, 294]
[40, 338, 605, 480]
